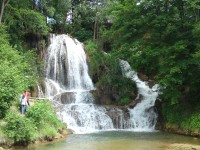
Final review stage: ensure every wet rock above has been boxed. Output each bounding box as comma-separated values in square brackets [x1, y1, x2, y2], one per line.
[148, 80, 155, 88]
[63, 129, 74, 135]
[138, 73, 148, 81]
[103, 105, 130, 128]
[45, 136, 53, 141]
[128, 94, 143, 108]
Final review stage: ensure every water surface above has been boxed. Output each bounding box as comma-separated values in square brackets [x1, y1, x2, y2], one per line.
[16, 131, 200, 150]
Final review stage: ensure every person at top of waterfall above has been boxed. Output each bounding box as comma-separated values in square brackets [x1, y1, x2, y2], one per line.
[20, 92, 28, 114]
[25, 90, 30, 106]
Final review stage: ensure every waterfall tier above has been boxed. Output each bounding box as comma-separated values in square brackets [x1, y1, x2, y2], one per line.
[43, 34, 159, 133]
[120, 60, 159, 131]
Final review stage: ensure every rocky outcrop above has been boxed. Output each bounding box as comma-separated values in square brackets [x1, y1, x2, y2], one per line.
[128, 94, 143, 108]
[104, 105, 130, 128]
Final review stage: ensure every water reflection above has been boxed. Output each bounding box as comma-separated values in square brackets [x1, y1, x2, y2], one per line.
[15, 131, 200, 150]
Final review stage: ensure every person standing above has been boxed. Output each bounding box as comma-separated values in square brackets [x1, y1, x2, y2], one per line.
[25, 90, 30, 106]
[20, 94, 28, 114]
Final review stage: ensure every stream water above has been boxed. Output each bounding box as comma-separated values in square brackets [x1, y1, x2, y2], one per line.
[15, 131, 200, 150]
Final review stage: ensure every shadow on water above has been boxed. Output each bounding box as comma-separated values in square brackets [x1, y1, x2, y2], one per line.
[14, 131, 200, 150]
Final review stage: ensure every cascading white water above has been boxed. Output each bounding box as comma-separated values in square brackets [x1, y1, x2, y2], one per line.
[120, 60, 159, 131]
[44, 34, 159, 133]
[37, 83, 44, 98]
[45, 34, 115, 133]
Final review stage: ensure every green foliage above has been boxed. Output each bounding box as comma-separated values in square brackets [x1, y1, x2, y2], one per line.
[2, 1, 50, 47]
[2, 100, 65, 144]
[180, 113, 200, 130]
[85, 40, 137, 105]
[25, 100, 64, 139]
[74, 28, 93, 42]
[40, 126, 57, 138]
[162, 102, 183, 124]
[0, 24, 38, 118]
[3, 110, 37, 143]
[101, 0, 200, 126]
[18, 9, 50, 35]
[162, 99, 200, 130]
[26, 100, 64, 129]
[118, 96, 130, 106]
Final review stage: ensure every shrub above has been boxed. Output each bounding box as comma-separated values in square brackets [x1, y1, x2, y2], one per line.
[40, 126, 57, 139]
[26, 100, 65, 129]
[180, 113, 200, 130]
[3, 110, 37, 143]
[85, 40, 137, 105]
[118, 96, 130, 105]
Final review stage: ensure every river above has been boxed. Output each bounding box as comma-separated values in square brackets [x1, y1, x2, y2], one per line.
[15, 131, 200, 150]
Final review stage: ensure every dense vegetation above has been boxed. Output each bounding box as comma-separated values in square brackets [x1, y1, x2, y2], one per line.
[85, 40, 137, 105]
[0, 24, 39, 119]
[0, 0, 199, 141]
[101, 0, 200, 130]
[1, 100, 64, 145]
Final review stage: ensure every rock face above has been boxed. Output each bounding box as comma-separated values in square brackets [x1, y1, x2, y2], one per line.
[104, 105, 130, 128]
[128, 94, 143, 108]
[138, 73, 149, 81]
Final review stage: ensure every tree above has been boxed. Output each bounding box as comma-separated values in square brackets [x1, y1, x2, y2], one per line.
[102, 0, 200, 116]
[0, 0, 10, 23]
[0, 24, 38, 118]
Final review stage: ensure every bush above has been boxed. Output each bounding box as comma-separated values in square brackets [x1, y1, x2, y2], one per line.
[85, 40, 137, 105]
[118, 96, 130, 105]
[2, 100, 66, 144]
[180, 113, 200, 130]
[162, 101, 200, 131]
[0, 24, 39, 119]
[3, 110, 37, 143]
[26, 100, 65, 129]
[40, 126, 57, 139]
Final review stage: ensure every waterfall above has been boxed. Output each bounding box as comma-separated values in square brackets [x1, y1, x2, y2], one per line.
[44, 34, 115, 133]
[120, 60, 159, 131]
[37, 83, 44, 98]
[43, 34, 159, 133]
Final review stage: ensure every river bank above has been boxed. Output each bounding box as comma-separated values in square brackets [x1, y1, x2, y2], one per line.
[162, 123, 200, 138]
[0, 129, 73, 149]
[8, 131, 199, 150]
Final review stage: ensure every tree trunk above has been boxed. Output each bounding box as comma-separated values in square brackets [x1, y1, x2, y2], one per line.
[93, 17, 97, 41]
[0, 0, 10, 23]
[164, 0, 169, 12]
